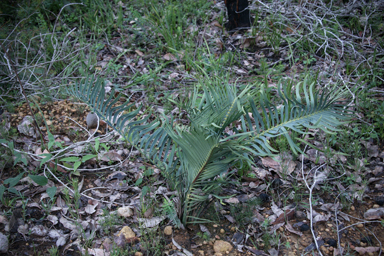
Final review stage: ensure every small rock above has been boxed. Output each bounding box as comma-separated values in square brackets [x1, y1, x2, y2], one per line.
[295, 210, 306, 220]
[351, 205, 355, 211]
[327, 223, 333, 227]
[164, 226, 172, 236]
[117, 206, 134, 218]
[232, 232, 244, 244]
[102, 238, 113, 251]
[18, 116, 35, 136]
[361, 236, 373, 244]
[299, 224, 310, 232]
[213, 224, 218, 228]
[198, 250, 205, 256]
[272, 178, 283, 188]
[374, 197, 384, 206]
[357, 223, 364, 228]
[258, 193, 270, 203]
[220, 229, 225, 234]
[0, 232, 8, 253]
[325, 228, 330, 232]
[117, 226, 135, 239]
[326, 238, 337, 247]
[134, 252, 143, 256]
[373, 204, 380, 208]
[213, 240, 233, 253]
[86, 112, 98, 129]
[320, 245, 329, 254]
[114, 234, 126, 248]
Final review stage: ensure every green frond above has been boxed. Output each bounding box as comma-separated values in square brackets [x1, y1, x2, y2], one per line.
[227, 79, 352, 156]
[188, 82, 252, 133]
[66, 77, 177, 171]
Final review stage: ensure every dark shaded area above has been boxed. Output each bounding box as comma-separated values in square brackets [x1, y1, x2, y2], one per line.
[224, 0, 252, 30]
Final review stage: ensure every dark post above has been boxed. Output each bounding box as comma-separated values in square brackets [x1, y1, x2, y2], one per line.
[224, 0, 251, 30]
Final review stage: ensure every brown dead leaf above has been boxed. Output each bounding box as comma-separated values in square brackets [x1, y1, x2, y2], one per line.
[262, 157, 280, 170]
[285, 223, 303, 236]
[211, 20, 222, 28]
[363, 207, 384, 220]
[163, 53, 176, 61]
[224, 215, 235, 223]
[225, 197, 240, 204]
[354, 246, 380, 255]
[135, 50, 144, 56]
[99, 150, 123, 162]
[272, 209, 295, 225]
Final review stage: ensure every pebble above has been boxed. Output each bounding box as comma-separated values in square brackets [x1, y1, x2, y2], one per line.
[326, 238, 337, 247]
[117, 206, 134, 218]
[213, 240, 233, 253]
[117, 226, 135, 239]
[213, 224, 218, 228]
[357, 223, 364, 228]
[351, 205, 355, 211]
[220, 229, 225, 234]
[198, 250, 205, 256]
[325, 228, 330, 232]
[299, 224, 310, 232]
[320, 245, 329, 254]
[327, 223, 333, 227]
[134, 252, 143, 256]
[164, 226, 172, 236]
[373, 204, 380, 208]
[0, 232, 8, 253]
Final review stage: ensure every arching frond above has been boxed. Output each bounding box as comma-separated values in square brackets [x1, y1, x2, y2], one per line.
[224, 79, 351, 156]
[66, 77, 177, 171]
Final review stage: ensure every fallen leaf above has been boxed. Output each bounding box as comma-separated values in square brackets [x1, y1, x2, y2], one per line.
[272, 209, 295, 225]
[225, 197, 239, 204]
[135, 50, 144, 56]
[354, 246, 380, 255]
[211, 20, 222, 28]
[163, 53, 176, 61]
[224, 215, 235, 223]
[138, 216, 165, 228]
[363, 207, 384, 220]
[262, 157, 280, 170]
[285, 223, 303, 236]
[85, 202, 98, 215]
[99, 150, 123, 162]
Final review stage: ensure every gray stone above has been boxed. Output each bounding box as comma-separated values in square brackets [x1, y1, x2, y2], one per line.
[0, 232, 9, 253]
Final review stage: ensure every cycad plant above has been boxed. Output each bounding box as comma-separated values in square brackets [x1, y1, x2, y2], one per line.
[67, 76, 351, 226]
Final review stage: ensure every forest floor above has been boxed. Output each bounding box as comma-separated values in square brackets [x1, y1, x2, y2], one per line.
[0, 0, 384, 255]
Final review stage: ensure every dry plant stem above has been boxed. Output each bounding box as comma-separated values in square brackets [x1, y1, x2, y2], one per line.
[301, 149, 325, 256]
[43, 166, 126, 206]
[2, 44, 46, 147]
